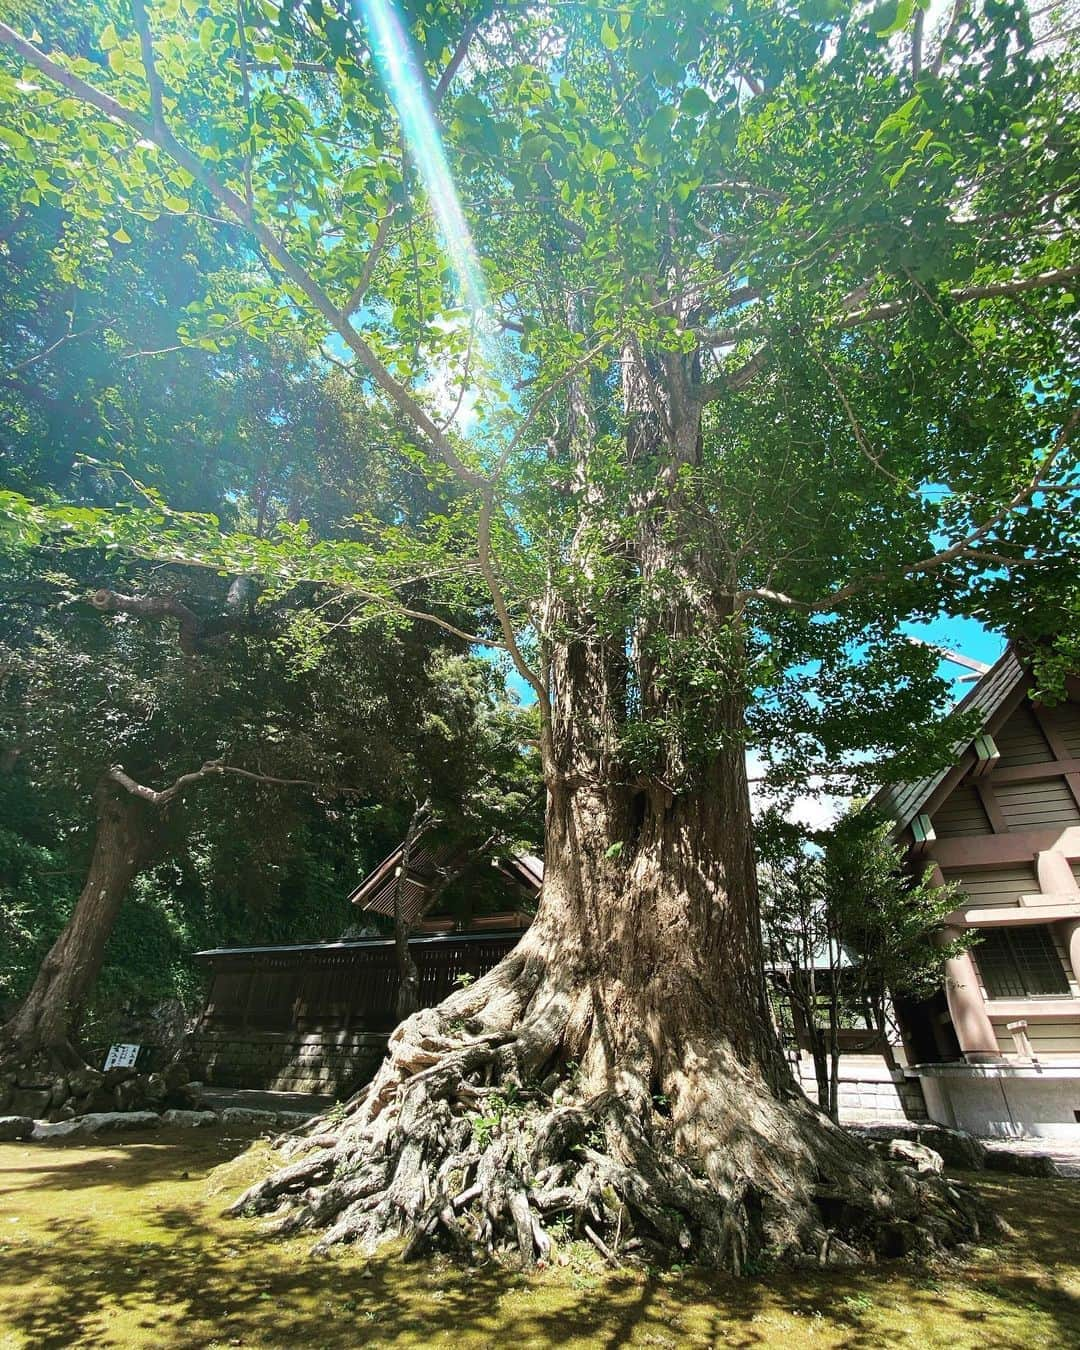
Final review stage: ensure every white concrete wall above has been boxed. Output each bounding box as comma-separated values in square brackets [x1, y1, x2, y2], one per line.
[795, 1054, 927, 1123]
[920, 1071, 1080, 1140]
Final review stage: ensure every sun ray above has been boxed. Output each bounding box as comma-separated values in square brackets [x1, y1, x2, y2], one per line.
[356, 0, 490, 323]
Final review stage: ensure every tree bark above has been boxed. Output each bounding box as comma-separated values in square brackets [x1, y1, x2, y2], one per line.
[1, 776, 157, 1068]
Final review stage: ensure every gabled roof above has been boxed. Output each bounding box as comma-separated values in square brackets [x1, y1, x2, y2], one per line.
[872, 646, 1026, 833]
[348, 839, 542, 926]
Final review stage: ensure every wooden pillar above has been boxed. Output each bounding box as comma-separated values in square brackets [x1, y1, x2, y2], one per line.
[1037, 849, 1080, 895]
[1060, 918, 1080, 990]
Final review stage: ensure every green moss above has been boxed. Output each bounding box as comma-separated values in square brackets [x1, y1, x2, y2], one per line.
[0, 1138, 1077, 1349]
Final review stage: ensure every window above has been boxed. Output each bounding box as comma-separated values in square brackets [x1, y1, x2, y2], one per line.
[974, 925, 1070, 999]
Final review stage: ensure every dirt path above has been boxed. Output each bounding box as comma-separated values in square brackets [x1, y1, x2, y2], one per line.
[0, 1130, 1078, 1348]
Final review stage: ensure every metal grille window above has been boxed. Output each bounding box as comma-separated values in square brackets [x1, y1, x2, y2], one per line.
[974, 925, 1070, 999]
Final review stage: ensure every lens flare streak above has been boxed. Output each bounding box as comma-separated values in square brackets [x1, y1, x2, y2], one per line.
[356, 0, 489, 320]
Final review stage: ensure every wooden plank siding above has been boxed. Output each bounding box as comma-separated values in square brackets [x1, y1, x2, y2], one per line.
[993, 1019, 1080, 1056]
[940, 865, 1039, 907]
[197, 931, 523, 1036]
[992, 703, 1055, 766]
[995, 777, 1080, 830]
[933, 785, 992, 837]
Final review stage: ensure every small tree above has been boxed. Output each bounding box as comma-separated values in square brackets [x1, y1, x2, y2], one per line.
[761, 807, 967, 1121]
[824, 807, 970, 1062]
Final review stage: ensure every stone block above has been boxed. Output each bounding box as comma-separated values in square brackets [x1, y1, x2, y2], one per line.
[10, 1089, 51, 1117]
[160, 1109, 219, 1129]
[82, 1111, 162, 1135]
[220, 1107, 280, 1127]
[889, 1138, 944, 1174]
[0, 1116, 34, 1141]
[984, 1148, 1058, 1178]
[32, 1118, 85, 1141]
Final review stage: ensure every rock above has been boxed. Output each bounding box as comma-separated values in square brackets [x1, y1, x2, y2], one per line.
[31, 1118, 85, 1141]
[144, 1073, 167, 1108]
[29, 1110, 162, 1141]
[10, 1088, 51, 1117]
[103, 1065, 137, 1091]
[983, 1148, 1059, 1178]
[176, 1080, 209, 1110]
[79, 1087, 118, 1115]
[0, 1116, 34, 1142]
[163, 1061, 191, 1093]
[220, 1107, 281, 1127]
[67, 1067, 105, 1098]
[847, 1122, 986, 1171]
[115, 1076, 148, 1112]
[160, 1109, 219, 1129]
[48, 1077, 70, 1110]
[80, 1110, 161, 1135]
[889, 1138, 944, 1174]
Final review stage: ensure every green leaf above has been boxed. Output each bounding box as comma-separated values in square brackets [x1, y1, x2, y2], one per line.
[600, 19, 619, 50]
[872, 0, 913, 38]
[0, 125, 31, 160]
[680, 87, 711, 118]
[111, 227, 132, 243]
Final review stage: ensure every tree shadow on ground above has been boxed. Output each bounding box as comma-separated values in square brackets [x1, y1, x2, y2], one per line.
[0, 1137, 1077, 1348]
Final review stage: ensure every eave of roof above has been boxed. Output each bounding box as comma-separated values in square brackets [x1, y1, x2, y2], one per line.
[871, 646, 1026, 833]
[347, 839, 543, 924]
[194, 927, 528, 961]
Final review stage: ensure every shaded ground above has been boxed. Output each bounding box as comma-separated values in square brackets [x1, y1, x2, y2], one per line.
[0, 1131, 1077, 1348]
[196, 1088, 335, 1116]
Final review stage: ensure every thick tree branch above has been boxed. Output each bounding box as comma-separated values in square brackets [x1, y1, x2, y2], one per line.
[838, 264, 1080, 329]
[696, 265, 1080, 351]
[131, 0, 164, 134]
[929, 0, 968, 79]
[478, 491, 551, 726]
[912, 6, 925, 80]
[89, 587, 203, 656]
[107, 760, 326, 808]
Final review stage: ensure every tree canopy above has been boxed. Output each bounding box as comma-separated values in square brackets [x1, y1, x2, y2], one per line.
[1, 0, 1075, 781]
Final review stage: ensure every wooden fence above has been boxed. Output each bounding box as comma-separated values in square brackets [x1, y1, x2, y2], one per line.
[195, 930, 524, 1036]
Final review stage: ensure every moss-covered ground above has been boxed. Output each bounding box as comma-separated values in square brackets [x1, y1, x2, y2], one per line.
[0, 1129, 1077, 1348]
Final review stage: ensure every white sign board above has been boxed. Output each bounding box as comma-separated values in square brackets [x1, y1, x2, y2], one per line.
[103, 1043, 140, 1071]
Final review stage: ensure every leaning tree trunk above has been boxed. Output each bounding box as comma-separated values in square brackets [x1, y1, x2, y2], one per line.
[1, 777, 155, 1069]
[233, 354, 990, 1270]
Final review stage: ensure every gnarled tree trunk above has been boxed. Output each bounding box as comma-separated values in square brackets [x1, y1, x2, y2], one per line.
[2, 776, 157, 1069]
[234, 357, 989, 1270]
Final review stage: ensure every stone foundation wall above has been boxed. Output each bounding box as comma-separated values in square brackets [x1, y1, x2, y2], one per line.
[186, 1030, 389, 1097]
[795, 1053, 929, 1123]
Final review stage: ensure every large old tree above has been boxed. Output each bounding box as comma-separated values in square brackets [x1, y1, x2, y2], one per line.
[2, 0, 1078, 1267]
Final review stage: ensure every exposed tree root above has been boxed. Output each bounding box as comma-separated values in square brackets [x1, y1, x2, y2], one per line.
[229, 952, 994, 1274]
